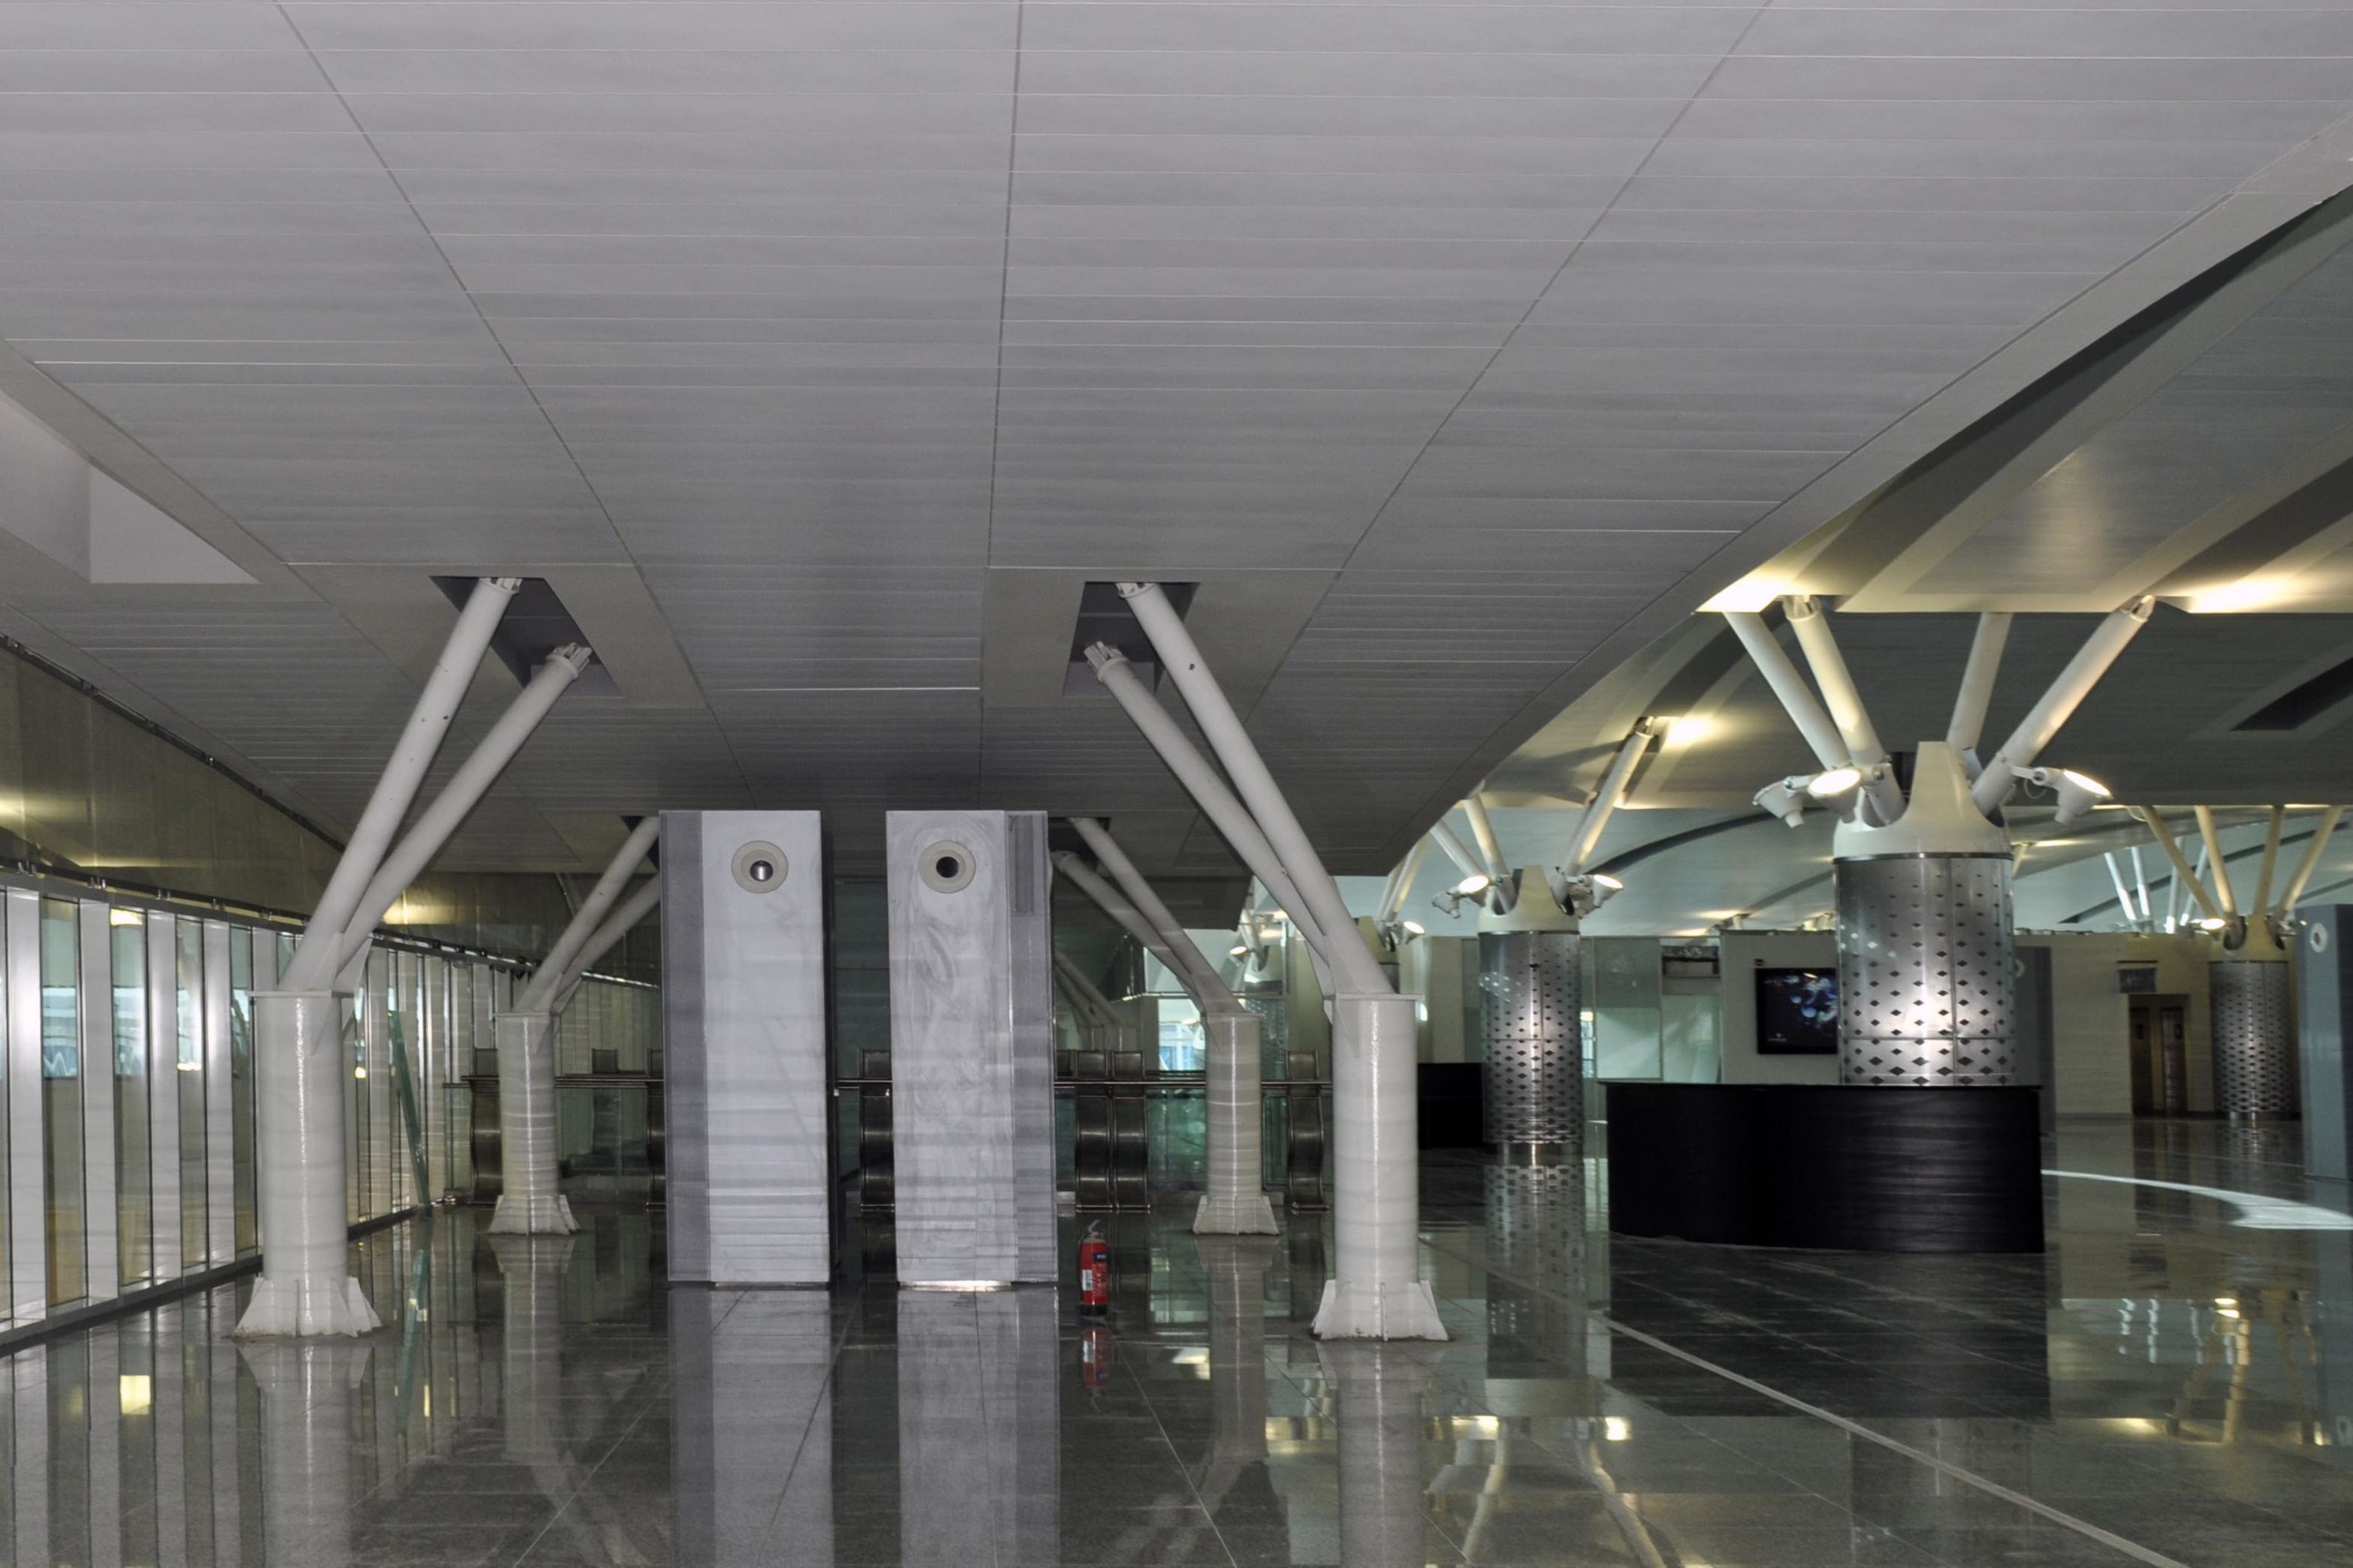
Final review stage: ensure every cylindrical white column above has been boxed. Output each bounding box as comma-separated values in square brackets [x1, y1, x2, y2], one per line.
[1835, 855, 2017, 1086]
[2212, 959, 2297, 1117]
[238, 1340, 367, 1568]
[1479, 931, 1583, 1153]
[490, 1234, 575, 1462]
[490, 1012, 577, 1235]
[1196, 1010, 1277, 1235]
[1318, 1341, 1446, 1568]
[235, 991, 382, 1336]
[1312, 993, 1445, 1340]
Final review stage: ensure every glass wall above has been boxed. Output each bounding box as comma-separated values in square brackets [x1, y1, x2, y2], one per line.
[110, 910, 149, 1286]
[0, 877, 659, 1328]
[41, 897, 83, 1306]
[175, 921, 204, 1272]
[229, 930, 255, 1256]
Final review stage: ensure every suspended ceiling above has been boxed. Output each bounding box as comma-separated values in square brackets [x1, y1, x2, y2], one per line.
[1, 5, 2351, 878]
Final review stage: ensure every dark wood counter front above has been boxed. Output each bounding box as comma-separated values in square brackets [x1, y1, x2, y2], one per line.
[1606, 1084, 2044, 1254]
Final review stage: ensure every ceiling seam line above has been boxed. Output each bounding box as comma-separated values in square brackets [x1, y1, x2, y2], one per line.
[269, 2, 762, 813]
[976, 0, 1027, 800]
[1318, 1, 1781, 607]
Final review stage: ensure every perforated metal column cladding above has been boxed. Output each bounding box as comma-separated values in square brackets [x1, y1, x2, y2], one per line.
[2213, 960, 2297, 1116]
[886, 810, 1057, 1286]
[1478, 932, 1583, 1144]
[1835, 854, 2016, 1087]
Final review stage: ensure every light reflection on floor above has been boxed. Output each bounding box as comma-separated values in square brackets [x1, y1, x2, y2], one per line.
[0, 1117, 2349, 1564]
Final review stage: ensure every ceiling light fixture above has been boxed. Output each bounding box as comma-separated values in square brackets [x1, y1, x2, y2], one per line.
[1805, 766, 1862, 798]
[2021, 765, 2113, 826]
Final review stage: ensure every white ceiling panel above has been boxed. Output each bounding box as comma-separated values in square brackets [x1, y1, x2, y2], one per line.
[0, 0, 2345, 881]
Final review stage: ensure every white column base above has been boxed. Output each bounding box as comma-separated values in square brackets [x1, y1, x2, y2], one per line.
[1193, 1192, 1279, 1236]
[490, 1011, 578, 1235]
[1316, 993, 1447, 1342]
[487, 1191, 579, 1235]
[235, 991, 383, 1338]
[234, 1271, 383, 1338]
[1311, 1277, 1447, 1341]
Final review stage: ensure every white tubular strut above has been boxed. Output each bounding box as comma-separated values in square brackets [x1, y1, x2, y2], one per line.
[1460, 795, 1512, 888]
[234, 992, 382, 1335]
[2134, 809, 2224, 924]
[2252, 806, 2286, 919]
[1052, 948, 1124, 1031]
[334, 646, 593, 975]
[1115, 582, 1438, 1339]
[1564, 719, 1655, 876]
[1118, 585, 1385, 997]
[1427, 819, 1487, 885]
[1085, 645, 1335, 996]
[1781, 596, 1906, 825]
[1067, 818, 1274, 1236]
[284, 576, 519, 991]
[1722, 611, 1851, 774]
[546, 879, 660, 1015]
[1377, 839, 1430, 924]
[1054, 853, 1199, 994]
[2280, 807, 2344, 915]
[1946, 611, 2014, 756]
[1971, 597, 2153, 816]
[2195, 805, 2240, 918]
[488, 1009, 575, 1235]
[518, 818, 660, 1014]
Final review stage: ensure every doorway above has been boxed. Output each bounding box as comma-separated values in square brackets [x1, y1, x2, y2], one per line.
[2128, 995, 2189, 1114]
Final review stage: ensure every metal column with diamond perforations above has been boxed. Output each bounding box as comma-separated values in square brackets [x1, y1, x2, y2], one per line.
[2213, 959, 2297, 1117]
[1478, 932, 1584, 1147]
[1835, 853, 2017, 1087]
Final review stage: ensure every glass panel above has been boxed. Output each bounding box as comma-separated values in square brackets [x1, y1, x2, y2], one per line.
[1155, 996, 1204, 1073]
[230, 930, 255, 1255]
[1591, 937, 1664, 1082]
[41, 897, 85, 1306]
[111, 912, 150, 1286]
[1661, 991, 1724, 1084]
[176, 921, 205, 1271]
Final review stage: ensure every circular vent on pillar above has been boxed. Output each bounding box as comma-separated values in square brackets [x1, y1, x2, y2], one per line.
[919, 841, 976, 894]
[731, 841, 788, 894]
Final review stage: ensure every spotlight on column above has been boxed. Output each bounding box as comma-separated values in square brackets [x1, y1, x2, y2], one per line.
[2022, 766, 2112, 825]
[1453, 873, 1492, 898]
[1400, 919, 1426, 937]
[1753, 777, 1809, 828]
[1805, 766, 1862, 799]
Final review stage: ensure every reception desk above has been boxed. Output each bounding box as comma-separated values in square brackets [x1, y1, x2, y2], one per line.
[1607, 1084, 2044, 1254]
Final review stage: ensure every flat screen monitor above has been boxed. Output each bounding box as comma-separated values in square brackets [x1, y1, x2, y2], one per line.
[1755, 967, 1839, 1055]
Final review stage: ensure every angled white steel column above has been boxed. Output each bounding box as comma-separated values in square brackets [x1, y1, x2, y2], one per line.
[1971, 597, 2153, 814]
[545, 877, 660, 1015]
[1782, 596, 1906, 825]
[283, 576, 518, 991]
[518, 819, 661, 1015]
[1946, 611, 2014, 760]
[243, 579, 518, 1334]
[1564, 720, 1655, 876]
[493, 819, 660, 1236]
[1067, 819, 1276, 1235]
[1117, 581, 1440, 1340]
[332, 645, 593, 977]
[1084, 646, 1335, 975]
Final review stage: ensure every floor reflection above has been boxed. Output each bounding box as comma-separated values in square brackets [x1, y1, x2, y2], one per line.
[2, 1122, 2352, 1563]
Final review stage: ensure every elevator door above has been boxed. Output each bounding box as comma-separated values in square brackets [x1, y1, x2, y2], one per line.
[2129, 997, 2189, 1114]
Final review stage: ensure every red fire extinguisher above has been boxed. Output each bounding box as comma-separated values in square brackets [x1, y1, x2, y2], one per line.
[1078, 1221, 1110, 1316]
[1080, 1323, 1115, 1392]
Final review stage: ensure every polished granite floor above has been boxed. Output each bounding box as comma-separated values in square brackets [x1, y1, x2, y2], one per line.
[2, 1117, 2351, 1566]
